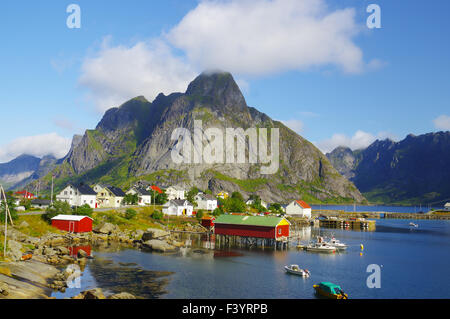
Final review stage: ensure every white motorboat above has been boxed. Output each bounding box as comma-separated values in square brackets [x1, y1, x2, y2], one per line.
[409, 222, 418, 228]
[327, 237, 348, 250]
[284, 264, 311, 277]
[305, 242, 336, 253]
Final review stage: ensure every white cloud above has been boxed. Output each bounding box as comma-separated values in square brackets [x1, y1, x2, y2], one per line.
[79, 38, 197, 112]
[315, 130, 397, 154]
[0, 133, 71, 163]
[79, 0, 374, 111]
[168, 0, 365, 75]
[281, 119, 304, 134]
[433, 115, 450, 131]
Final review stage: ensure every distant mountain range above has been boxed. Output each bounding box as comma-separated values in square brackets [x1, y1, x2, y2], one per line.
[23, 71, 365, 204]
[0, 154, 59, 190]
[326, 131, 450, 205]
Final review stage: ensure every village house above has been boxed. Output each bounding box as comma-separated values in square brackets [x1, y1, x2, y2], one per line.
[93, 184, 126, 208]
[285, 200, 312, 218]
[246, 198, 268, 209]
[216, 191, 229, 199]
[126, 187, 152, 206]
[56, 183, 97, 208]
[15, 190, 36, 199]
[162, 199, 194, 216]
[30, 199, 51, 209]
[165, 186, 186, 200]
[194, 193, 218, 211]
[445, 202, 450, 211]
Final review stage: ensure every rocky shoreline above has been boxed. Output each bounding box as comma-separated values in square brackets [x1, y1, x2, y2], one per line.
[0, 221, 204, 299]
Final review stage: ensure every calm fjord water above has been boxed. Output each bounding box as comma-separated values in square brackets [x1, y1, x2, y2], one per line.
[53, 218, 450, 299]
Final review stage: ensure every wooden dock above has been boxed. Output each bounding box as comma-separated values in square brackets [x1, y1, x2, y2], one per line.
[312, 209, 450, 220]
[318, 218, 376, 231]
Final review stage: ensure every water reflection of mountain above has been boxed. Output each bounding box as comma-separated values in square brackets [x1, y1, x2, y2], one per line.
[88, 255, 174, 299]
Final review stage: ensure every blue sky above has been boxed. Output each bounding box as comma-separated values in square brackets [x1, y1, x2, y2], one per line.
[0, 0, 449, 162]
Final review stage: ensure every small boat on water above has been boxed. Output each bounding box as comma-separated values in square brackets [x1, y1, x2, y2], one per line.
[327, 237, 348, 250]
[313, 282, 348, 299]
[284, 264, 310, 277]
[305, 242, 336, 253]
[409, 222, 418, 228]
[305, 236, 336, 253]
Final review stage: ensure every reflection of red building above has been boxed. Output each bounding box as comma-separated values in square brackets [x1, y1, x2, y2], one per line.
[51, 215, 93, 233]
[69, 245, 91, 257]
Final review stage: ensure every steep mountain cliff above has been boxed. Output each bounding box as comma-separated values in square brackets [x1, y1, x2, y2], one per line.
[327, 132, 450, 204]
[28, 72, 365, 204]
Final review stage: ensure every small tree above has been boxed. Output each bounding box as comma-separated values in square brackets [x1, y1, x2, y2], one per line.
[73, 204, 93, 217]
[1, 198, 18, 222]
[19, 199, 32, 210]
[186, 187, 199, 203]
[151, 210, 164, 220]
[154, 192, 168, 205]
[196, 210, 204, 220]
[212, 207, 223, 217]
[125, 208, 137, 220]
[123, 193, 138, 205]
[42, 201, 72, 223]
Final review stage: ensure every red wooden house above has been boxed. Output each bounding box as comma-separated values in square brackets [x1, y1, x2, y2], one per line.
[213, 215, 290, 239]
[15, 190, 36, 199]
[51, 215, 93, 233]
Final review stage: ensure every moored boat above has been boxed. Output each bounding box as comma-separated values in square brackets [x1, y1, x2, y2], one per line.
[313, 282, 348, 299]
[305, 242, 336, 253]
[284, 264, 310, 277]
[327, 237, 348, 250]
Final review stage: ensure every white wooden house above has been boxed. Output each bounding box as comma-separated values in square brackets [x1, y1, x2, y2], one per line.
[162, 199, 193, 216]
[165, 186, 186, 200]
[285, 200, 312, 218]
[56, 183, 97, 208]
[126, 187, 152, 206]
[445, 202, 450, 211]
[194, 193, 218, 211]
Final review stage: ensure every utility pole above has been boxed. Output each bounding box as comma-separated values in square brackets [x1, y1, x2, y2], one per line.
[50, 175, 54, 205]
[1, 185, 13, 258]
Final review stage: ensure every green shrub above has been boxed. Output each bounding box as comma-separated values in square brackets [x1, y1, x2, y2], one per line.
[196, 210, 204, 219]
[42, 201, 71, 223]
[1, 199, 18, 222]
[151, 210, 164, 220]
[125, 208, 137, 220]
[73, 204, 93, 217]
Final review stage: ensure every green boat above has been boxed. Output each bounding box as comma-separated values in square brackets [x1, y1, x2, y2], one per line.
[313, 282, 348, 299]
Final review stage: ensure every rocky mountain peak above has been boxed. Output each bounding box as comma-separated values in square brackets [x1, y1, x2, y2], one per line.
[96, 96, 152, 132]
[185, 71, 247, 110]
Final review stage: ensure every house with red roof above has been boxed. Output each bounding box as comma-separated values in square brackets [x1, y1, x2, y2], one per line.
[285, 200, 312, 218]
[15, 190, 36, 199]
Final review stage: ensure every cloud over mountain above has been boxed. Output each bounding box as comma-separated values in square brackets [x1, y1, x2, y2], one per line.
[0, 133, 71, 163]
[79, 0, 369, 111]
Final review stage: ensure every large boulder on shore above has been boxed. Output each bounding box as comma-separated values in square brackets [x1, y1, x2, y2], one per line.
[142, 239, 176, 253]
[108, 292, 136, 299]
[7, 240, 23, 261]
[93, 222, 120, 235]
[141, 228, 169, 241]
[72, 288, 106, 299]
[0, 282, 9, 296]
